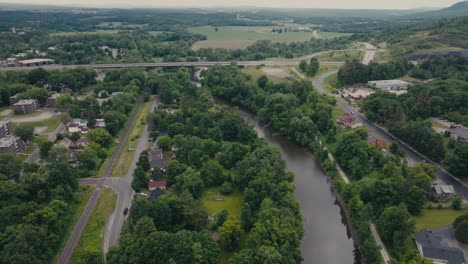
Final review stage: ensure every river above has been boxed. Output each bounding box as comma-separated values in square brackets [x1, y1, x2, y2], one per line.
[237, 109, 357, 264]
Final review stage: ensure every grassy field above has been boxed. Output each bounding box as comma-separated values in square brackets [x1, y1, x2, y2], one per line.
[110, 97, 153, 177]
[323, 73, 339, 94]
[414, 207, 468, 231]
[313, 65, 341, 78]
[242, 66, 295, 83]
[189, 26, 350, 50]
[315, 50, 364, 62]
[70, 187, 117, 263]
[202, 187, 243, 219]
[374, 50, 393, 61]
[11, 115, 62, 133]
[52, 186, 93, 264]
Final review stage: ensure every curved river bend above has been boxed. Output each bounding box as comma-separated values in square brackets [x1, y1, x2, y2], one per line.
[238, 109, 356, 264]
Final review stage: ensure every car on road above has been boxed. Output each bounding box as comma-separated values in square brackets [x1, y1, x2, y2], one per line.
[123, 208, 128, 215]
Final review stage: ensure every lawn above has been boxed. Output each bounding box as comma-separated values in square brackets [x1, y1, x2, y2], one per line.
[313, 65, 341, 79]
[242, 66, 295, 83]
[413, 207, 468, 231]
[202, 187, 244, 220]
[110, 97, 154, 177]
[12, 115, 62, 133]
[70, 187, 117, 263]
[189, 26, 349, 50]
[315, 50, 364, 62]
[52, 186, 93, 264]
[323, 73, 339, 94]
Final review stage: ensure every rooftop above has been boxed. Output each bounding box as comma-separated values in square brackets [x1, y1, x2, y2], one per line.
[415, 229, 466, 264]
[148, 180, 166, 189]
[0, 136, 17, 147]
[17, 58, 55, 64]
[433, 184, 455, 195]
[450, 127, 468, 140]
[13, 99, 37, 105]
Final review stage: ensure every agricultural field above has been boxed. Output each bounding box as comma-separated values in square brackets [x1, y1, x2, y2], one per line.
[189, 26, 351, 50]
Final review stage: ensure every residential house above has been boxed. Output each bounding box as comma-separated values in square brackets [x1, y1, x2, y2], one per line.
[0, 121, 13, 137]
[97, 90, 109, 98]
[367, 80, 410, 91]
[95, 119, 106, 128]
[0, 136, 25, 153]
[148, 180, 166, 191]
[75, 138, 89, 148]
[414, 229, 466, 264]
[67, 118, 89, 134]
[150, 148, 169, 172]
[58, 138, 72, 148]
[13, 99, 39, 114]
[337, 113, 362, 128]
[6, 58, 16, 67]
[432, 184, 455, 203]
[367, 133, 387, 148]
[47, 93, 60, 107]
[449, 127, 468, 142]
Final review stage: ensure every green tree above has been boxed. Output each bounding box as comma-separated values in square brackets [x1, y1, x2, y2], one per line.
[257, 75, 268, 89]
[77, 147, 98, 171]
[56, 93, 73, 111]
[219, 219, 242, 251]
[455, 221, 468, 244]
[39, 140, 54, 158]
[157, 135, 172, 150]
[131, 167, 149, 192]
[86, 128, 113, 147]
[306, 57, 319, 76]
[173, 168, 204, 199]
[14, 123, 34, 142]
[299, 60, 308, 72]
[200, 160, 225, 186]
[453, 215, 468, 229]
[378, 205, 415, 252]
[452, 195, 463, 210]
[215, 209, 229, 229]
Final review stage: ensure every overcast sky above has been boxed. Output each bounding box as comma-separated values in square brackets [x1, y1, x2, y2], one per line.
[0, 0, 462, 9]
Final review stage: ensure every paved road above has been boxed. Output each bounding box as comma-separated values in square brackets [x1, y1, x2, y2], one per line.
[27, 122, 66, 163]
[311, 59, 468, 200]
[78, 96, 157, 254]
[57, 97, 144, 264]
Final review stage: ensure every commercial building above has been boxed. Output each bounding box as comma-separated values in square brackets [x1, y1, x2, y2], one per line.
[0, 121, 13, 137]
[0, 136, 25, 153]
[16, 58, 55, 67]
[12, 99, 39, 114]
[367, 80, 410, 91]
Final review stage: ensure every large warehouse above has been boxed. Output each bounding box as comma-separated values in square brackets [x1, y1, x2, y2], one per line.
[367, 80, 410, 91]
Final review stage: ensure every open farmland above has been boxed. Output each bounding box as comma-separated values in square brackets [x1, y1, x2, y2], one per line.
[189, 26, 351, 50]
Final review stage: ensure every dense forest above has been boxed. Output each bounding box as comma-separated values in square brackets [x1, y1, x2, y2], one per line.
[107, 69, 303, 263]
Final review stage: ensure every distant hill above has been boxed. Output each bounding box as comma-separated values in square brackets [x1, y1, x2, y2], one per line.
[411, 1, 468, 19]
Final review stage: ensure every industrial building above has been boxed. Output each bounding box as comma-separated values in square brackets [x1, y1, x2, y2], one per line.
[16, 58, 55, 67]
[367, 80, 410, 91]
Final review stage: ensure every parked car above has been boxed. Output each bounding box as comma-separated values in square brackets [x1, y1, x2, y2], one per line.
[123, 208, 128, 215]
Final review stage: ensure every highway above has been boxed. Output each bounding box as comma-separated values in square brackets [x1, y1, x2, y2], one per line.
[57, 96, 144, 264]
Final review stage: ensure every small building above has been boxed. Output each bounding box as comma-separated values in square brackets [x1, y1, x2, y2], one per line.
[368, 80, 410, 91]
[75, 138, 89, 148]
[432, 184, 455, 203]
[148, 180, 166, 191]
[97, 90, 109, 98]
[58, 138, 72, 148]
[149, 188, 166, 201]
[0, 136, 25, 153]
[150, 148, 168, 172]
[47, 93, 60, 107]
[95, 119, 106, 128]
[367, 133, 387, 148]
[414, 229, 466, 264]
[6, 58, 16, 67]
[67, 118, 89, 134]
[9, 94, 18, 105]
[16, 58, 55, 67]
[449, 127, 468, 142]
[0, 121, 13, 137]
[12, 99, 39, 114]
[337, 113, 362, 128]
